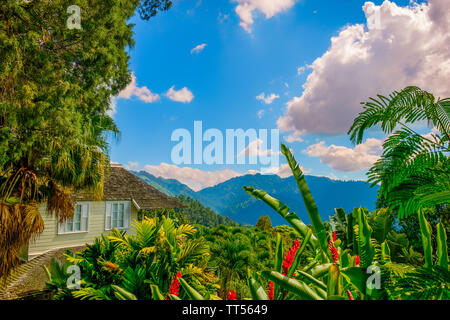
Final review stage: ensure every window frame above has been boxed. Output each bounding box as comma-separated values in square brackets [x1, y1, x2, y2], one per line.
[58, 202, 90, 235]
[105, 201, 131, 231]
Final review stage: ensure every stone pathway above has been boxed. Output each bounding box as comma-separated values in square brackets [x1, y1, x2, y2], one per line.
[0, 246, 85, 300]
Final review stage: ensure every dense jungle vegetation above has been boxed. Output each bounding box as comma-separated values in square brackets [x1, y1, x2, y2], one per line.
[0, 1, 448, 301]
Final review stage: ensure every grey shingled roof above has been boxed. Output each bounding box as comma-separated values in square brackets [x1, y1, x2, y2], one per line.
[72, 165, 182, 210]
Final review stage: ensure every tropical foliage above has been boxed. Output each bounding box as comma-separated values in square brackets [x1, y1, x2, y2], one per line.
[348, 86, 450, 218]
[177, 144, 449, 301]
[1, 0, 447, 300]
[44, 216, 216, 300]
[172, 195, 239, 228]
[0, 0, 171, 280]
[44, 143, 449, 300]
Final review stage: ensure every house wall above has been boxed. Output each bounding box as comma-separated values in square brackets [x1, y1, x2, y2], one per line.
[28, 201, 139, 259]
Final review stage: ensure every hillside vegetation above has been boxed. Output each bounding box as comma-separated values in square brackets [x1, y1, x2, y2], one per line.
[133, 171, 379, 226]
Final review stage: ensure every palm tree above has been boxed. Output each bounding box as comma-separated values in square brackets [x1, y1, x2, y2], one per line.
[0, 120, 113, 279]
[210, 237, 251, 299]
[348, 86, 450, 218]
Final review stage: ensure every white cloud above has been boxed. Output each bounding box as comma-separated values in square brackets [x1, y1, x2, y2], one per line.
[256, 92, 280, 104]
[142, 162, 304, 191]
[284, 133, 303, 143]
[165, 86, 195, 103]
[238, 138, 278, 157]
[190, 43, 207, 54]
[143, 163, 249, 191]
[124, 161, 141, 171]
[263, 163, 309, 178]
[118, 73, 160, 103]
[257, 109, 265, 119]
[304, 138, 383, 172]
[297, 66, 306, 76]
[235, 0, 296, 33]
[278, 0, 450, 135]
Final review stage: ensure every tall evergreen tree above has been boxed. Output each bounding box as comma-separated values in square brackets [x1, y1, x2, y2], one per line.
[0, 0, 171, 278]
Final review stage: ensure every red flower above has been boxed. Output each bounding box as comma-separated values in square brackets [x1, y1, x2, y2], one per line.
[282, 239, 300, 275]
[227, 290, 237, 300]
[347, 289, 355, 300]
[332, 232, 337, 242]
[355, 255, 360, 266]
[267, 281, 274, 300]
[101, 261, 119, 271]
[167, 271, 182, 296]
[329, 241, 339, 264]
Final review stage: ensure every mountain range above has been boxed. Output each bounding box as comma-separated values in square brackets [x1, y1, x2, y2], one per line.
[132, 171, 379, 226]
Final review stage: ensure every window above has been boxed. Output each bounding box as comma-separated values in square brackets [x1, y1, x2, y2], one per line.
[58, 203, 89, 234]
[106, 201, 130, 230]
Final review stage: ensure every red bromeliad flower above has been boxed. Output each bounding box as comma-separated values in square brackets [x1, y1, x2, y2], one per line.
[227, 290, 237, 300]
[329, 240, 339, 264]
[355, 255, 360, 266]
[101, 261, 119, 271]
[347, 289, 355, 300]
[282, 239, 300, 275]
[332, 232, 337, 242]
[167, 271, 182, 296]
[267, 281, 274, 300]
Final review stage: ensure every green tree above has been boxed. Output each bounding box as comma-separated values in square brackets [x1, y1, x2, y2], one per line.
[173, 194, 239, 228]
[256, 216, 273, 232]
[210, 237, 251, 299]
[0, 0, 171, 279]
[348, 86, 450, 219]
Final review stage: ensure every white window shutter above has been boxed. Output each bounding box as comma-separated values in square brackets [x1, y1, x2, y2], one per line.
[124, 201, 131, 228]
[105, 202, 112, 230]
[81, 203, 89, 231]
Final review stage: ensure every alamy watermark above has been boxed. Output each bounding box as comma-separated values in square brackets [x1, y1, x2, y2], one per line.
[366, 265, 381, 290]
[366, 4, 382, 30]
[171, 121, 280, 171]
[67, 5, 82, 30]
[66, 264, 81, 290]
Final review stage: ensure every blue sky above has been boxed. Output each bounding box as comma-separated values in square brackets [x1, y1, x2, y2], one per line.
[108, 0, 448, 191]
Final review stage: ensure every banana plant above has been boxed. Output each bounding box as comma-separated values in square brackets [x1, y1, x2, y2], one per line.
[171, 143, 449, 300]
[242, 144, 370, 300]
[382, 210, 449, 300]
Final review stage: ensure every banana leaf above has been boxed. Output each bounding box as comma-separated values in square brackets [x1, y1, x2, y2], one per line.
[150, 284, 165, 300]
[243, 186, 319, 250]
[179, 278, 205, 300]
[248, 273, 269, 300]
[112, 285, 137, 300]
[310, 263, 332, 278]
[355, 208, 375, 268]
[436, 222, 448, 269]
[295, 270, 327, 291]
[418, 209, 433, 269]
[273, 232, 283, 299]
[281, 143, 330, 260]
[287, 229, 313, 279]
[340, 267, 367, 294]
[327, 264, 341, 297]
[260, 271, 323, 300]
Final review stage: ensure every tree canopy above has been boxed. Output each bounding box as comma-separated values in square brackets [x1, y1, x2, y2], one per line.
[0, 0, 170, 279]
[348, 86, 450, 218]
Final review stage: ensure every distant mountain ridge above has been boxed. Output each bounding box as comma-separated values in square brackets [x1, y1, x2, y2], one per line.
[132, 171, 379, 226]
